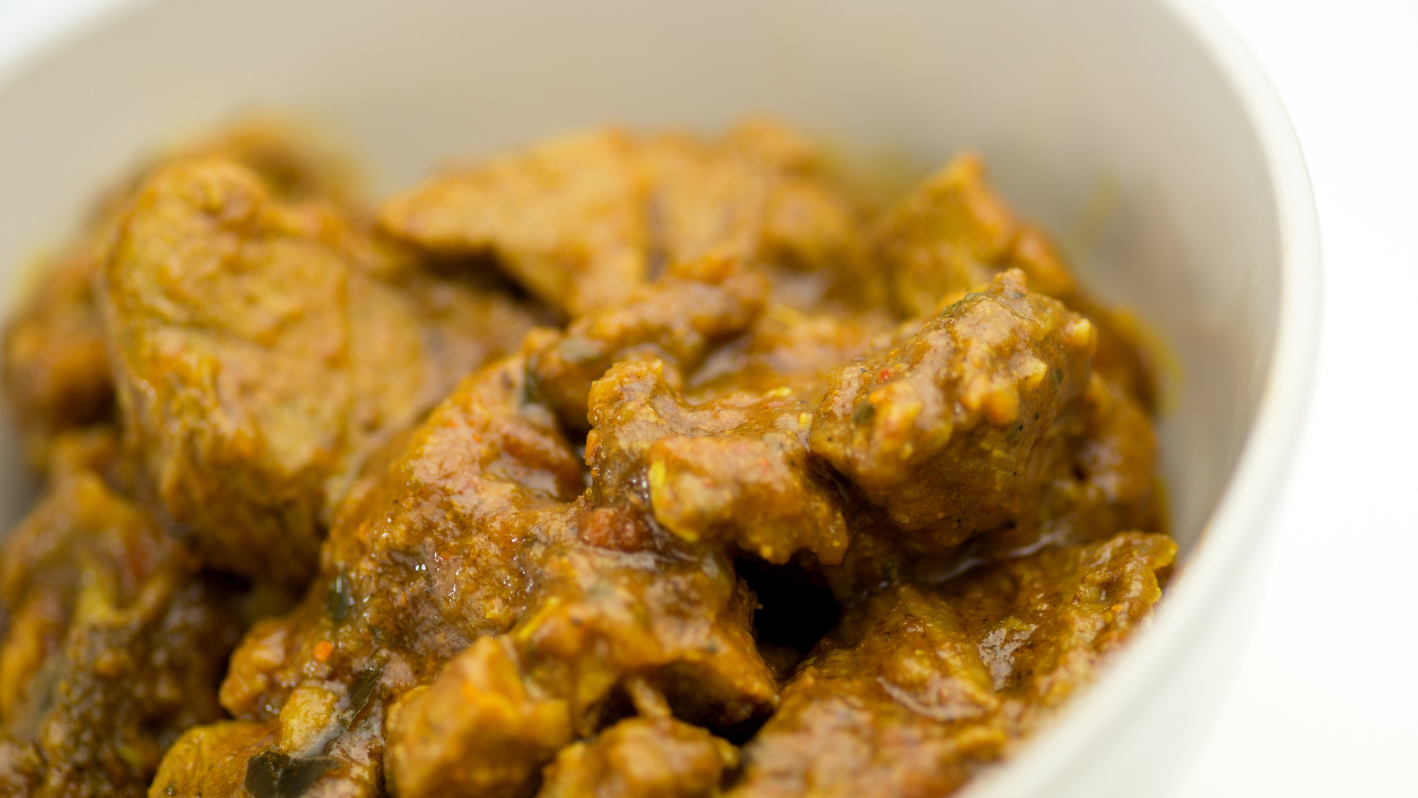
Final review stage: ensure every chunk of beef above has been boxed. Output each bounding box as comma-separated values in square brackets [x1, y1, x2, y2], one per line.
[385, 638, 573, 798]
[156, 352, 583, 797]
[380, 120, 874, 319]
[730, 532, 1175, 798]
[948, 372, 1163, 571]
[380, 129, 654, 318]
[871, 152, 1076, 319]
[1, 251, 113, 469]
[100, 157, 536, 587]
[871, 152, 1155, 406]
[1, 123, 355, 472]
[0, 431, 242, 798]
[536, 715, 737, 798]
[589, 359, 848, 566]
[528, 257, 768, 432]
[383, 505, 774, 798]
[810, 270, 1096, 554]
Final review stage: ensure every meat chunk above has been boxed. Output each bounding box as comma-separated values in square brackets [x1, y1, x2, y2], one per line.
[166, 349, 775, 798]
[949, 372, 1162, 570]
[643, 122, 878, 313]
[871, 152, 1157, 407]
[1, 251, 113, 469]
[100, 156, 353, 587]
[686, 303, 893, 403]
[870, 152, 1076, 319]
[943, 532, 1174, 711]
[381, 120, 873, 319]
[528, 256, 768, 432]
[536, 716, 737, 798]
[158, 655, 405, 798]
[386, 638, 573, 798]
[384, 508, 773, 798]
[1, 123, 355, 472]
[589, 359, 848, 566]
[148, 720, 273, 798]
[730, 532, 1175, 798]
[647, 430, 847, 566]
[156, 675, 396, 798]
[100, 157, 536, 587]
[642, 126, 856, 269]
[216, 352, 583, 724]
[511, 505, 777, 731]
[731, 586, 998, 798]
[380, 129, 654, 318]
[0, 431, 242, 798]
[810, 270, 1096, 554]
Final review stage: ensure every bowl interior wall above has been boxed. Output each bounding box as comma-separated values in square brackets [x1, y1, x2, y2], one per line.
[0, 0, 1279, 556]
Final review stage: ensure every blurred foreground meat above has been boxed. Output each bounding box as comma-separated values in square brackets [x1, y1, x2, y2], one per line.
[0, 430, 242, 798]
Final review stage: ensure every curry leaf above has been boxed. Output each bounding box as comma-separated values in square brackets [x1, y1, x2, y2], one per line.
[339, 653, 388, 728]
[244, 751, 340, 798]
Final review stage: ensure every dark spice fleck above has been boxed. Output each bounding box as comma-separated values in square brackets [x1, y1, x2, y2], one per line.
[520, 365, 546, 407]
[851, 402, 876, 425]
[326, 571, 353, 624]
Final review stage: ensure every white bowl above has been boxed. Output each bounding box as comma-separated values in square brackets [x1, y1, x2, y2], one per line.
[0, 0, 1319, 795]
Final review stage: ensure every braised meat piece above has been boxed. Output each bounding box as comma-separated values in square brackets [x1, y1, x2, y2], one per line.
[380, 120, 875, 319]
[509, 507, 776, 733]
[99, 156, 537, 588]
[384, 499, 773, 798]
[810, 270, 1096, 553]
[156, 354, 585, 797]
[1, 124, 354, 471]
[872, 152, 1076, 319]
[1, 252, 113, 469]
[730, 532, 1175, 798]
[873, 152, 1155, 405]
[528, 256, 768, 432]
[384, 638, 574, 798]
[536, 715, 737, 798]
[588, 359, 848, 566]
[379, 129, 654, 318]
[948, 371, 1162, 570]
[0, 431, 242, 798]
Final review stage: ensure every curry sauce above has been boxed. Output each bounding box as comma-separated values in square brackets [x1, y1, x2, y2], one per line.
[0, 119, 1170, 798]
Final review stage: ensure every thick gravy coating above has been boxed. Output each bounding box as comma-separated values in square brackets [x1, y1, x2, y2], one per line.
[0, 119, 1170, 798]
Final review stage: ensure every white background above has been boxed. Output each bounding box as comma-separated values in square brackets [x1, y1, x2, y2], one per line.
[1180, 1, 1418, 796]
[0, 0, 1414, 795]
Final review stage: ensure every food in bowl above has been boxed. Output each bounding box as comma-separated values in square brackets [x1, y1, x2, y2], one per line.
[0, 118, 1172, 798]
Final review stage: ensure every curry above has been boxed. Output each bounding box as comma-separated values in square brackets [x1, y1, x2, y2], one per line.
[0, 119, 1171, 798]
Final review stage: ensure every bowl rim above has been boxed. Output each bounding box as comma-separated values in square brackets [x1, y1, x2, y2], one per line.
[0, 0, 1322, 793]
[961, 0, 1322, 793]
